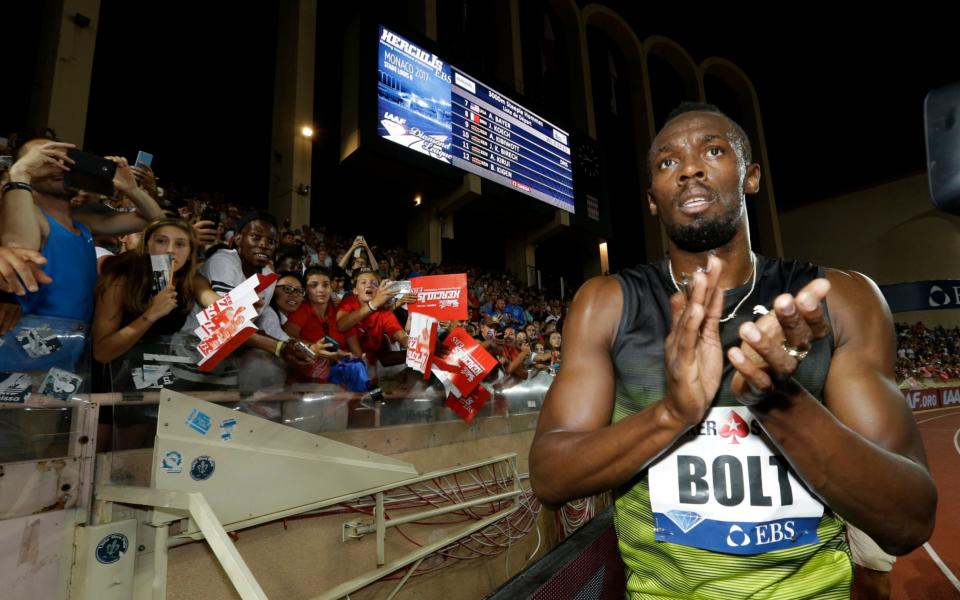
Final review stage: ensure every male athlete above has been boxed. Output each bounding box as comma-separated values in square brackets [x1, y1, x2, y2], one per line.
[529, 103, 936, 598]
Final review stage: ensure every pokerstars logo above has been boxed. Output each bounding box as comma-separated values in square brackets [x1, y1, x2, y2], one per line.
[718, 411, 750, 444]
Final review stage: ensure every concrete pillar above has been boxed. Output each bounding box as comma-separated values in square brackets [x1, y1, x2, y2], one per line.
[408, 173, 482, 264]
[409, 0, 438, 41]
[407, 209, 442, 264]
[269, 0, 316, 229]
[29, 0, 101, 146]
[505, 236, 532, 284]
[500, 0, 524, 93]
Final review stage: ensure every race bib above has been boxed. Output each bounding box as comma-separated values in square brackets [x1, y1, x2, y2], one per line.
[648, 407, 824, 555]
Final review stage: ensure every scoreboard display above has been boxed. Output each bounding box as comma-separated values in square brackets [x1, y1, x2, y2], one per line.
[376, 26, 575, 213]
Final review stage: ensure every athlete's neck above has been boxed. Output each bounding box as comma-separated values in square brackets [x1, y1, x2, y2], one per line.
[667, 231, 754, 290]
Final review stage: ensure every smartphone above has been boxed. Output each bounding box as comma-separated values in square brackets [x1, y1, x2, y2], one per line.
[134, 151, 153, 170]
[288, 339, 317, 360]
[201, 207, 220, 222]
[322, 335, 340, 352]
[392, 280, 413, 300]
[64, 149, 116, 196]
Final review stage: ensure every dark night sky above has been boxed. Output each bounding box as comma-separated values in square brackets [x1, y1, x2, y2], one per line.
[593, 3, 959, 208]
[6, 3, 959, 214]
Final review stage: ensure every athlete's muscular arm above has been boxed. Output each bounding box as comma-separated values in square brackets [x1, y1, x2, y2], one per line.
[530, 256, 726, 507]
[728, 271, 936, 555]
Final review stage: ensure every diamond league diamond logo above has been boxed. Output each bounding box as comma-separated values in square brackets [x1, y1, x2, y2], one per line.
[664, 510, 705, 533]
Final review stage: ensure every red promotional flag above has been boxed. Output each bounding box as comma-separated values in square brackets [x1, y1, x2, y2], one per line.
[195, 272, 279, 371]
[431, 327, 498, 399]
[406, 312, 439, 380]
[409, 274, 468, 321]
[445, 385, 491, 423]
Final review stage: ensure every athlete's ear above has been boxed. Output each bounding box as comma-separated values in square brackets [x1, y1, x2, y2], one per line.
[647, 191, 658, 216]
[744, 163, 761, 195]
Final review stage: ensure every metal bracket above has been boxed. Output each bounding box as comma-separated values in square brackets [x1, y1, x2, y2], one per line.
[341, 519, 369, 541]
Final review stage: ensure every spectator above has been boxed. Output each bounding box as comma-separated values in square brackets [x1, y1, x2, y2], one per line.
[1, 140, 165, 323]
[336, 271, 415, 369]
[181, 210, 312, 368]
[329, 267, 349, 305]
[499, 326, 529, 380]
[92, 218, 218, 363]
[0, 245, 51, 297]
[525, 322, 542, 345]
[477, 321, 502, 356]
[378, 258, 391, 279]
[338, 236, 377, 279]
[270, 272, 306, 326]
[893, 322, 960, 383]
[118, 231, 142, 253]
[314, 243, 333, 269]
[275, 244, 304, 275]
[542, 320, 557, 337]
[533, 330, 562, 373]
[543, 299, 562, 324]
[284, 266, 359, 380]
[0, 246, 51, 334]
[504, 293, 526, 328]
[483, 297, 507, 324]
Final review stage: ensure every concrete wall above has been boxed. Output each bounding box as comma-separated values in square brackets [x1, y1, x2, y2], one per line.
[779, 173, 960, 326]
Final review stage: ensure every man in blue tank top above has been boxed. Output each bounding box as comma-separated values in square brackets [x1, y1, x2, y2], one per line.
[0, 138, 165, 324]
[529, 103, 936, 599]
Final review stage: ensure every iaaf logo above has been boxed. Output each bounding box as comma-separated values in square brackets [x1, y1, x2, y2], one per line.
[905, 389, 939, 409]
[380, 29, 445, 76]
[943, 388, 960, 406]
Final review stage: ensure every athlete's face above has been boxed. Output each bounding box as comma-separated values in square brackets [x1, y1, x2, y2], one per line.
[647, 112, 760, 253]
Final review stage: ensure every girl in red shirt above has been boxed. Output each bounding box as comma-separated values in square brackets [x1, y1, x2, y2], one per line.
[283, 267, 359, 380]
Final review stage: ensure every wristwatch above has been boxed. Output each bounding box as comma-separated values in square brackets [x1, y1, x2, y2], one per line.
[367, 300, 378, 312]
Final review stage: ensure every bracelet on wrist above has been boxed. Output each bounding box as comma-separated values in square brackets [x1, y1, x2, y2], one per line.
[2, 181, 33, 194]
[367, 300, 378, 312]
[275, 340, 286, 357]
